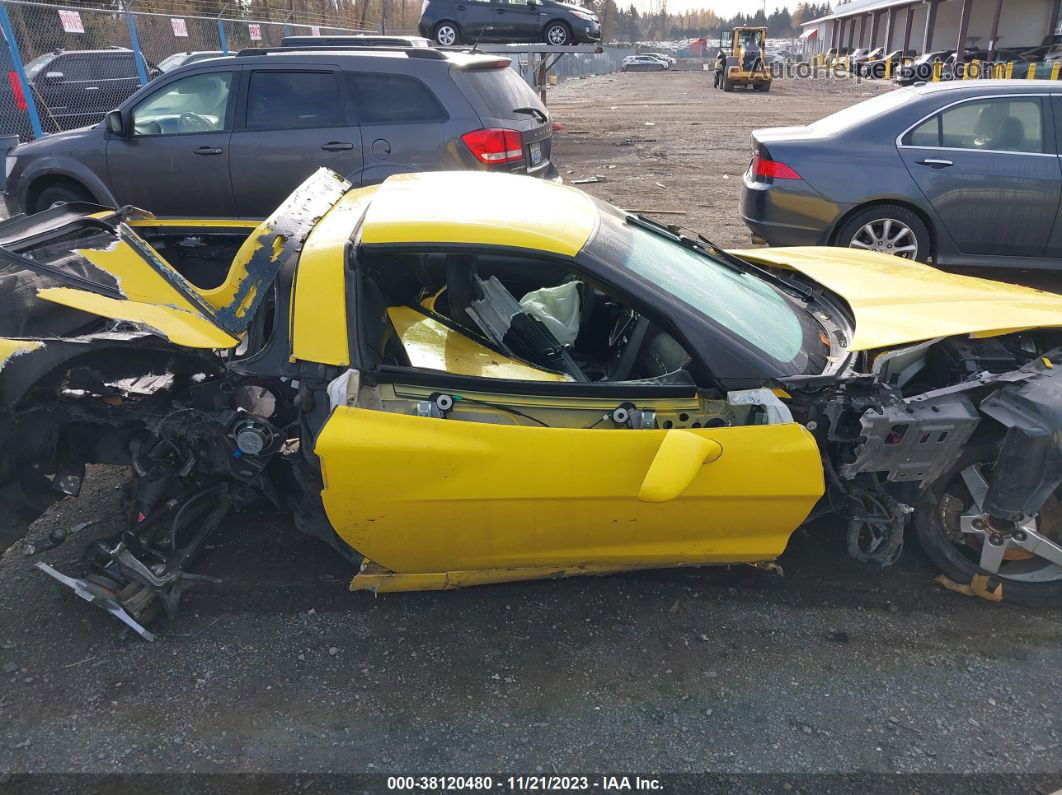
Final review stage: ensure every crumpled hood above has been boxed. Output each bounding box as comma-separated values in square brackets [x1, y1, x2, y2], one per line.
[730, 246, 1062, 352]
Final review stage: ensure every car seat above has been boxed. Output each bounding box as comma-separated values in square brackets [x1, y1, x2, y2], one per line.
[995, 116, 1026, 151]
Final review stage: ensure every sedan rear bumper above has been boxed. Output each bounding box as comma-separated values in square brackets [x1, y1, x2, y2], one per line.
[740, 172, 839, 247]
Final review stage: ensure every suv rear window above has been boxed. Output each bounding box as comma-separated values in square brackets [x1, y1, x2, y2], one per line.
[465, 68, 545, 120]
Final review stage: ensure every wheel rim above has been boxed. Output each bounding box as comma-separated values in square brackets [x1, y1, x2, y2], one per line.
[436, 25, 456, 45]
[547, 25, 567, 45]
[939, 464, 1062, 583]
[848, 217, 919, 259]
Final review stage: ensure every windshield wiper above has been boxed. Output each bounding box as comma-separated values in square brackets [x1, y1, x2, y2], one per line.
[690, 230, 814, 300]
[513, 106, 548, 124]
[627, 214, 812, 299]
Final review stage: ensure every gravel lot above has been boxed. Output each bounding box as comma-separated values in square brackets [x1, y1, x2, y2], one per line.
[1, 71, 1061, 788]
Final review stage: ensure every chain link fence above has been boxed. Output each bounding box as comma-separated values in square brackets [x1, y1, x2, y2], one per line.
[0, 0, 373, 141]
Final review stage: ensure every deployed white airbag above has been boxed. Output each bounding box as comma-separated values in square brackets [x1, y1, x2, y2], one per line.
[519, 281, 581, 345]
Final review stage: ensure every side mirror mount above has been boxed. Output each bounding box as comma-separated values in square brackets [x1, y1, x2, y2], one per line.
[105, 109, 128, 137]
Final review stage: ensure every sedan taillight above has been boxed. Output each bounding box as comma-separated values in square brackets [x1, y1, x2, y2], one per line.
[462, 128, 524, 164]
[751, 154, 801, 180]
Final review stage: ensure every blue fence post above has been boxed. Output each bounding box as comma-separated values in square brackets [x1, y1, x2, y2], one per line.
[217, 18, 229, 54]
[0, 0, 42, 138]
[124, 4, 150, 87]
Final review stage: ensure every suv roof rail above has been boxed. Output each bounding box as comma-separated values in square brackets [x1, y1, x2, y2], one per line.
[234, 45, 448, 60]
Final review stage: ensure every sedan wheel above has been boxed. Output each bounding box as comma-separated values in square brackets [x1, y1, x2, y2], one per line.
[836, 205, 931, 262]
[849, 218, 919, 259]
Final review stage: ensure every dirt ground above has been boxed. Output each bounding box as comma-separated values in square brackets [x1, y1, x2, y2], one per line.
[2, 72, 1062, 789]
[548, 70, 894, 249]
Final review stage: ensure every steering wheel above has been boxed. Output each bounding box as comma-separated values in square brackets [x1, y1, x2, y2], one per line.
[179, 112, 213, 132]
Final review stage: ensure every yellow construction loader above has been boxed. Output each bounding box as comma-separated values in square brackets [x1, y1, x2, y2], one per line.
[721, 26, 772, 92]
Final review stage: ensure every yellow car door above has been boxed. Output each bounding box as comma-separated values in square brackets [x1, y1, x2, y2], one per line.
[315, 402, 824, 592]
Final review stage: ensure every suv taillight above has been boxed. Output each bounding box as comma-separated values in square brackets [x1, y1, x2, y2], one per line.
[751, 154, 801, 180]
[462, 128, 524, 164]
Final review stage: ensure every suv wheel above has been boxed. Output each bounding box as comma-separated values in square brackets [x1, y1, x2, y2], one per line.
[544, 21, 571, 46]
[34, 183, 93, 213]
[433, 21, 460, 46]
[835, 204, 930, 262]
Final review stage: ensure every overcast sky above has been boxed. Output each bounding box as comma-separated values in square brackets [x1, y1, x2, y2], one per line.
[630, 0, 804, 15]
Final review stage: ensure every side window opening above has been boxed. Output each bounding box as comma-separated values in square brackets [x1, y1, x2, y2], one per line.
[131, 71, 232, 136]
[358, 249, 696, 386]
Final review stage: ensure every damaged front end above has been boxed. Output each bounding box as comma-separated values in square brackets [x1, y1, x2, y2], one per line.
[0, 169, 353, 639]
[792, 331, 1062, 594]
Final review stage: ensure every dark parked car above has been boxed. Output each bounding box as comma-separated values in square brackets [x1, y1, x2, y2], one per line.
[418, 0, 600, 47]
[860, 49, 914, 79]
[943, 48, 1028, 79]
[5, 47, 558, 217]
[157, 51, 228, 73]
[741, 81, 1062, 269]
[17, 48, 160, 132]
[848, 47, 882, 73]
[894, 49, 953, 85]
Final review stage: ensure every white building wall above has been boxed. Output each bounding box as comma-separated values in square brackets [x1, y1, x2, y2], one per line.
[994, 0, 1053, 50]
[813, 0, 1057, 57]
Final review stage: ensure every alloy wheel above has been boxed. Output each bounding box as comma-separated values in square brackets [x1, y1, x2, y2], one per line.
[848, 218, 919, 259]
[546, 24, 569, 45]
[435, 24, 457, 46]
[940, 464, 1062, 583]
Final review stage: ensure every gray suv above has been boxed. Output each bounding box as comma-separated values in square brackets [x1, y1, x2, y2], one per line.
[418, 0, 600, 47]
[5, 47, 557, 217]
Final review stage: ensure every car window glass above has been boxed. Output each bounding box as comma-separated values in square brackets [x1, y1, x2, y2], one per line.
[96, 55, 136, 80]
[246, 71, 341, 130]
[131, 71, 232, 136]
[24, 53, 55, 80]
[906, 116, 940, 147]
[464, 68, 545, 120]
[618, 223, 803, 364]
[56, 57, 92, 81]
[349, 73, 448, 124]
[937, 99, 1043, 153]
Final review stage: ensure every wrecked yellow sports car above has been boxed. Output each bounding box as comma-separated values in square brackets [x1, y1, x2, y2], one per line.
[3, 168, 1062, 638]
